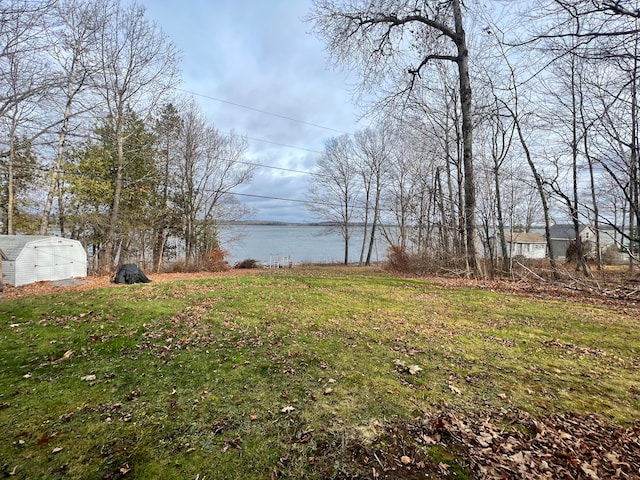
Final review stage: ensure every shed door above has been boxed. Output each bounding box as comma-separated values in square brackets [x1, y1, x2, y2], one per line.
[35, 245, 73, 281]
[56, 245, 75, 279]
[35, 246, 56, 282]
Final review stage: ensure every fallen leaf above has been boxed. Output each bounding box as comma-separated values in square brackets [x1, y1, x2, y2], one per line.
[408, 365, 423, 375]
[509, 451, 525, 464]
[400, 455, 411, 464]
[52, 447, 63, 454]
[580, 462, 599, 480]
[280, 405, 295, 414]
[449, 384, 461, 395]
[324, 387, 333, 395]
[55, 350, 73, 362]
[497, 393, 507, 400]
[37, 432, 59, 445]
[22, 373, 32, 379]
[81, 374, 96, 382]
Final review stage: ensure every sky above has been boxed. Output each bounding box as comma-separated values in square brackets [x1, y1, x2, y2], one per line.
[141, 0, 362, 223]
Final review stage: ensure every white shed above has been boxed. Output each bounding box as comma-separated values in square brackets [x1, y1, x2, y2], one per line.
[0, 235, 87, 287]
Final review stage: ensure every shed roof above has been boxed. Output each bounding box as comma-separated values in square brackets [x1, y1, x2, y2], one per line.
[0, 235, 64, 261]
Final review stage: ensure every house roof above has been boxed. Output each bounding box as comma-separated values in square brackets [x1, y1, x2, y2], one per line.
[505, 232, 547, 244]
[0, 235, 61, 261]
[549, 223, 612, 238]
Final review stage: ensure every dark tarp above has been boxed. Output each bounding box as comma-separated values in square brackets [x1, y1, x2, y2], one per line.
[113, 264, 151, 284]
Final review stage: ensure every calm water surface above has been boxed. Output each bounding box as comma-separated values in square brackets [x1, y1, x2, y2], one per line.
[220, 224, 389, 266]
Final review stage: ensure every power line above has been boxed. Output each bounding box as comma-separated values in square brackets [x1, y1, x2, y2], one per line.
[6, 155, 317, 178]
[176, 87, 353, 136]
[229, 191, 314, 205]
[226, 131, 323, 155]
[236, 160, 314, 176]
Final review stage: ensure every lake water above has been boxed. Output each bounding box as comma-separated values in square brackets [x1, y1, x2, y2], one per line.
[219, 224, 390, 266]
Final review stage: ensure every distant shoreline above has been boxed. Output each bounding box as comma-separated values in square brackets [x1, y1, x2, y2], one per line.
[219, 221, 345, 227]
[219, 221, 374, 227]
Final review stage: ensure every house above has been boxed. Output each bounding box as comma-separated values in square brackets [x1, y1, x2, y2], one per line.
[0, 235, 87, 287]
[502, 232, 547, 259]
[548, 224, 617, 259]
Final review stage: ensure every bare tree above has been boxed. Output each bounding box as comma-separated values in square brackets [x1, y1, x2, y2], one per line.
[173, 100, 253, 264]
[39, 0, 102, 235]
[354, 125, 394, 266]
[308, 135, 359, 265]
[308, 0, 479, 275]
[152, 102, 182, 271]
[0, 0, 53, 234]
[523, 0, 640, 269]
[92, 0, 179, 272]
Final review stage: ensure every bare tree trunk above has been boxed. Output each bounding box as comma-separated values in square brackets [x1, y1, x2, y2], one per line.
[494, 164, 509, 273]
[570, 54, 592, 277]
[630, 52, 640, 271]
[511, 111, 560, 280]
[7, 150, 15, 235]
[452, 0, 478, 276]
[343, 223, 349, 265]
[40, 96, 72, 235]
[6, 108, 18, 235]
[365, 197, 379, 266]
[101, 124, 124, 273]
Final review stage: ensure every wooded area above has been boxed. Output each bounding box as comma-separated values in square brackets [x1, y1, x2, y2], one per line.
[2, 0, 640, 277]
[307, 0, 640, 277]
[0, 0, 254, 273]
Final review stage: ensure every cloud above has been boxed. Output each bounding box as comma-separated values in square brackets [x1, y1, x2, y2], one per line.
[143, 0, 360, 222]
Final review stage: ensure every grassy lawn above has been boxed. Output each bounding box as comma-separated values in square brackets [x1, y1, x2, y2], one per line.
[1, 267, 638, 479]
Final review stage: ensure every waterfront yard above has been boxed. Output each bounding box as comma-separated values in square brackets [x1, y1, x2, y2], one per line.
[1, 267, 639, 479]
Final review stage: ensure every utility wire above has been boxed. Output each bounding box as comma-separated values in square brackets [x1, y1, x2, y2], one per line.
[236, 160, 314, 176]
[6, 156, 317, 178]
[176, 87, 353, 136]
[225, 131, 323, 155]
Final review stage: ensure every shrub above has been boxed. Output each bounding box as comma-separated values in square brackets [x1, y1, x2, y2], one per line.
[163, 248, 229, 273]
[235, 258, 260, 269]
[202, 248, 229, 272]
[387, 245, 410, 272]
[386, 246, 470, 275]
[601, 244, 623, 265]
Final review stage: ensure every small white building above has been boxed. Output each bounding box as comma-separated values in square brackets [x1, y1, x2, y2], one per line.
[504, 232, 547, 259]
[0, 235, 87, 287]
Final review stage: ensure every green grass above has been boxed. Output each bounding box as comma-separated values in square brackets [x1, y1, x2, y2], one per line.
[0, 267, 638, 479]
